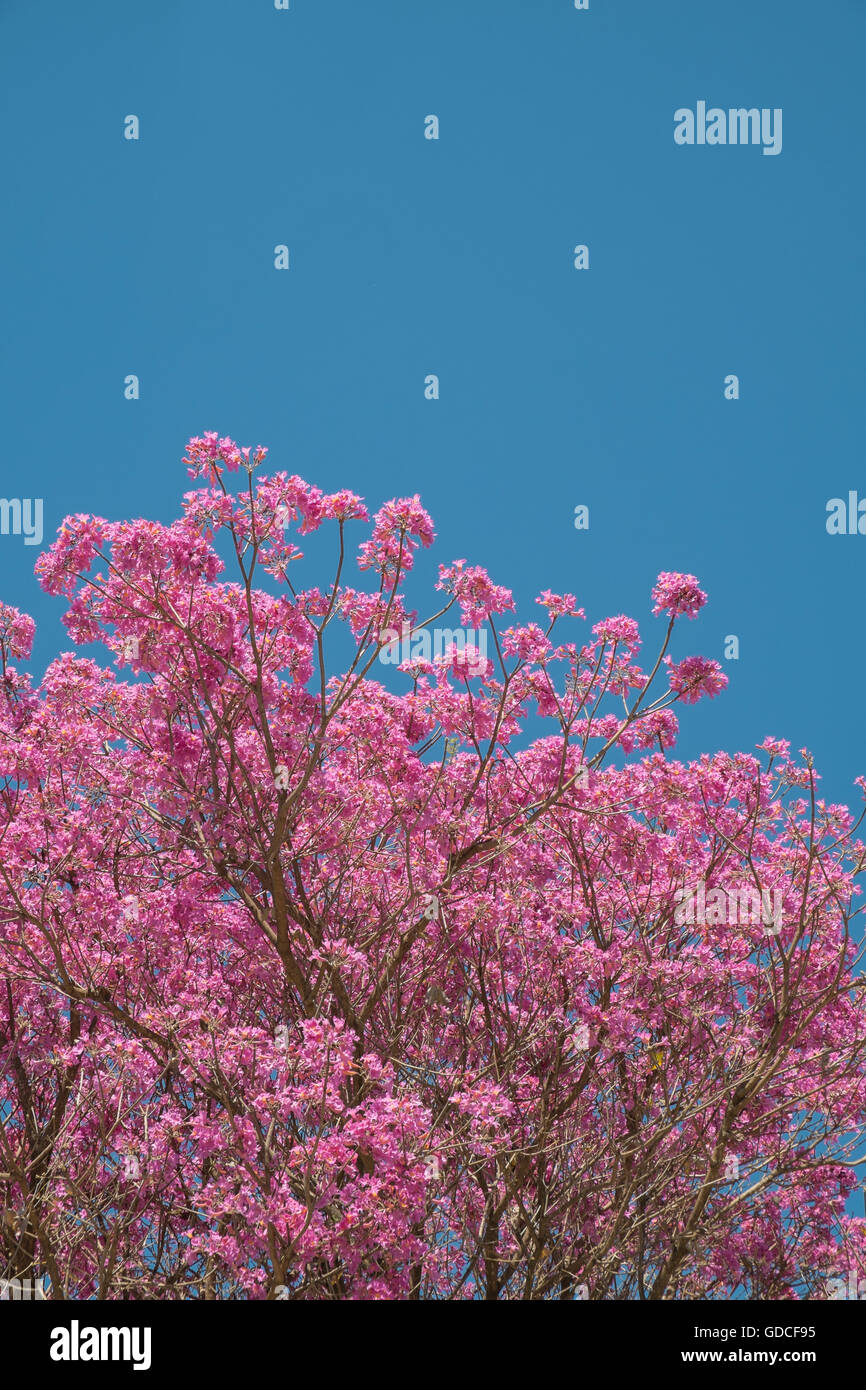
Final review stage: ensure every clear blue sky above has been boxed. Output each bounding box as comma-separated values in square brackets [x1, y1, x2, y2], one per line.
[1, 0, 864, 804]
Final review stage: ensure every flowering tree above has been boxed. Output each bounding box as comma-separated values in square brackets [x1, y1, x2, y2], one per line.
[0, 431, 864, 1300]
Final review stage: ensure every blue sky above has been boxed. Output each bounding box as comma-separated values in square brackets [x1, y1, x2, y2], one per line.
[0, 0, 864, 806]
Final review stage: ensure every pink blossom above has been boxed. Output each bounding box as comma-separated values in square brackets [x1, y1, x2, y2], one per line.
[651, 571, 708, 620]
[664, 655, 728, 704]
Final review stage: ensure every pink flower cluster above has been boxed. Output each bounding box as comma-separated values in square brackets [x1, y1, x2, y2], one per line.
[651, 571, 708, 619]
[183, 431, 269, 482]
